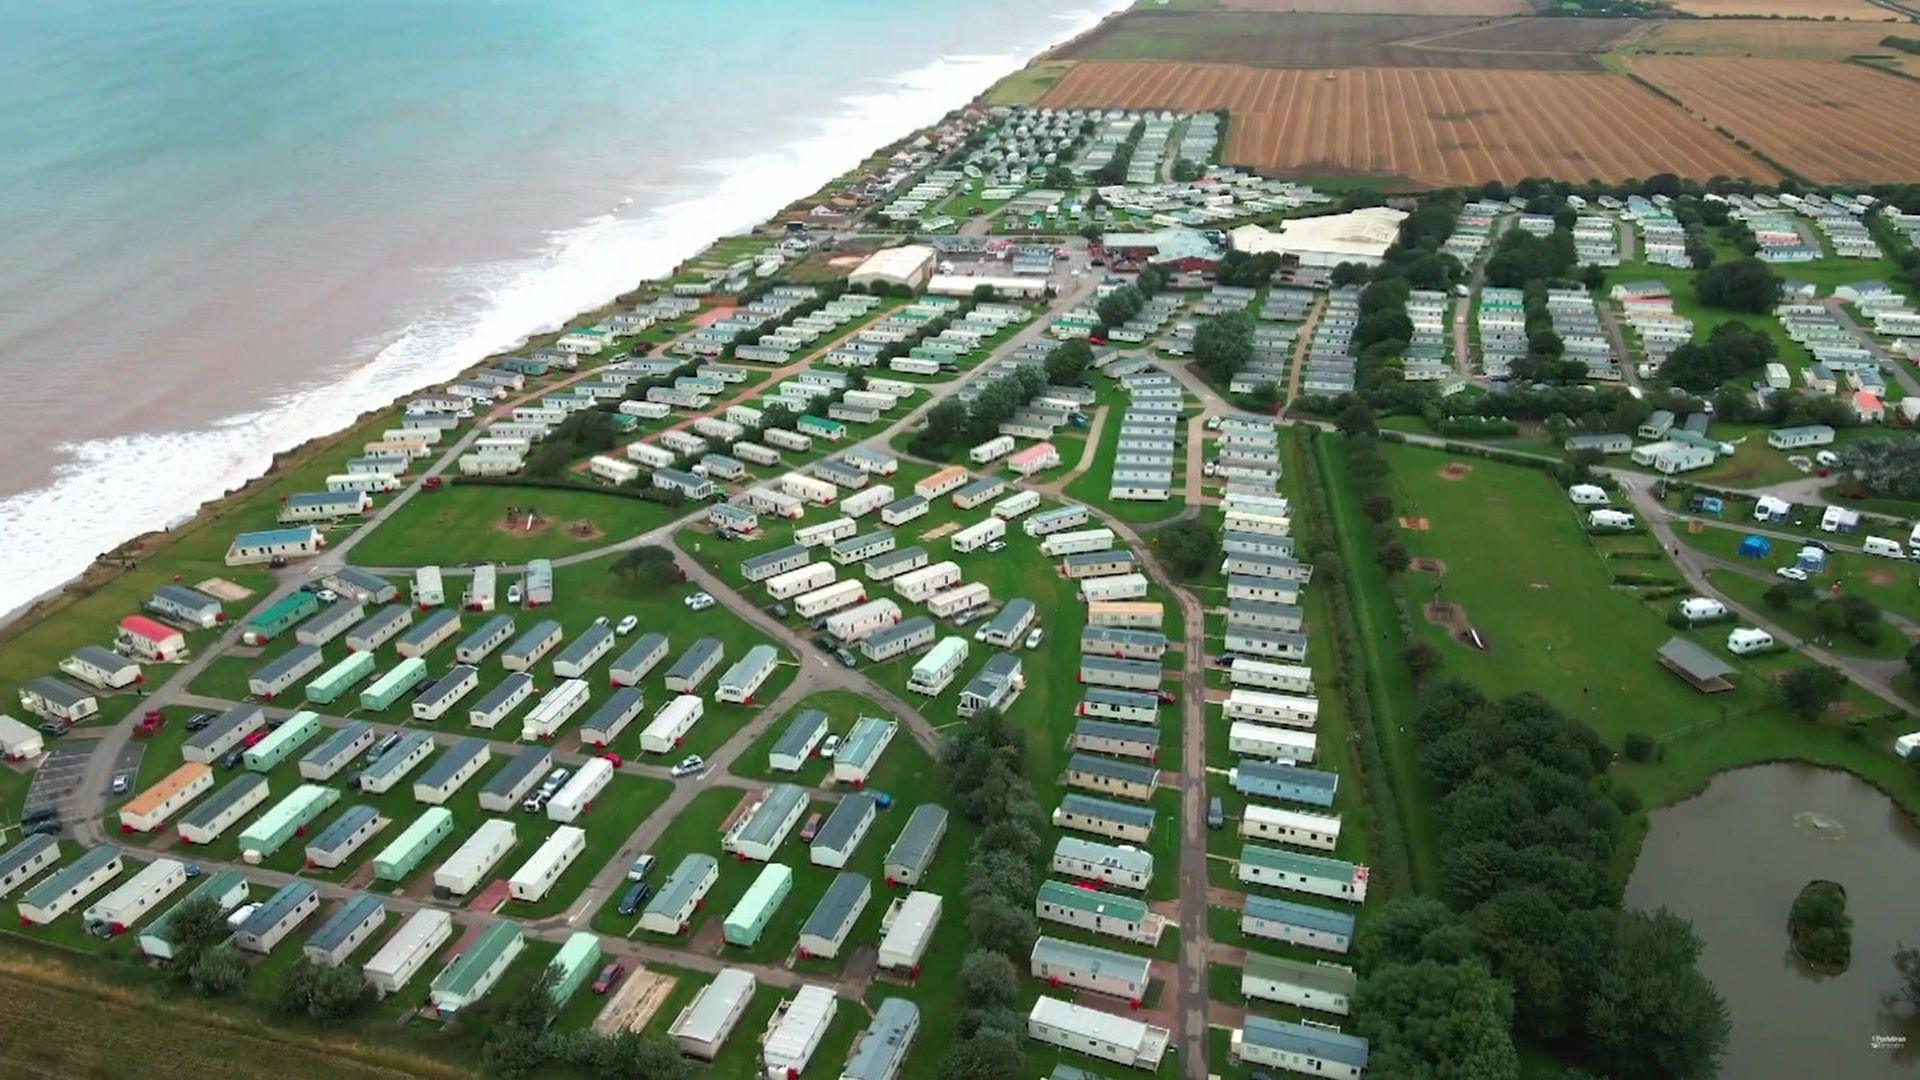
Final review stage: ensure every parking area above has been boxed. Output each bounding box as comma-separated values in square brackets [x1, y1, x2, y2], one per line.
[108, 741, 145, 797]
[23, 742, 95, 819]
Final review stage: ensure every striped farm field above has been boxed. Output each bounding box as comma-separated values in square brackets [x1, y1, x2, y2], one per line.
[1627, 58, 1920, 184]
[1038, 62, 1774, 186]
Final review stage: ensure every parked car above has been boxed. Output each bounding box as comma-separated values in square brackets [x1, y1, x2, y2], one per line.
[800, 812, 824, 843]
[834, 648, 859, 669]
[627, 854, 656, 882]
[1155, 689, 1177, 703]
[869, 791, 895, 810]
[1207, 797, 1224, 830]
[617, 881, 651, 916]
[184, 711, 216, 731]
[183, 863, 203, 880]
[36, 721, 64, 738]
[506, 583, 522, 605]
[316, 588, 338, 603]
[591, 962, 626, 995]
[1776, 566, 1809, 581]
[1024, 628, 1045, 650]
[1211, 653, 1237, 669]
[226, 903, 262, 930]
[985, 540, 1007, 554]
[220, 747, 246, 770]
[671, 755, 705, 778]
[765, 602, 789, 619]
[110, 774, 130, 796]
[685, 591, 716, 612]
[820, 734, 842, 759]
[615, 615, 638, 636]
[812, 634, 837, 653]
[602, 752, 623, 768]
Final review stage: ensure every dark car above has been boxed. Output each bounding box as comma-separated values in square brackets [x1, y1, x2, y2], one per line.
[184, 711, 216, 731]
[812, 634, 837, 654]
[36, 721, 65, 738]
[869, 791, 895, 810]
[220, 746, 246, 770]
[1207, 797, 1225, 830]
[591, 961, 626, 995]
[799, 812, 824, 843]
[617, 881, 652, 916]
[834, 648, 859, 669]
[765, 602, 789, 619]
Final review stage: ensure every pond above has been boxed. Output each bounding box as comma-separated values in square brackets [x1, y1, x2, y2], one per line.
[1628, 763, 1920, 1076]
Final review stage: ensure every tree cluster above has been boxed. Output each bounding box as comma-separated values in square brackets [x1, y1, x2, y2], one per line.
[1838, 437, 1920, 499]
[1485, 227, 1575, 290]
[276, 957, 376, 1021]
[1695, 257, 1782, 314]
[1193, 312, 1255, 382]
[481, 969, 692, 1078]
[1789, 881, 1852, 971]
[1369, 681, 1731, 1078]
[1095, 285, 1144, 334]
[1154, 517, 1220, 580]
[1215, 250, 1285, 289]
[526, 409, 624, 478]
[915, 363, 1048, 459]
[936, 710, 1048, 1080]
[152, 897, 251, 998]
[1658, 321, 1777, 392]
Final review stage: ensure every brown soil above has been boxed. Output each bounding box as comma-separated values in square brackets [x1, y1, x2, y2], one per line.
[1425, 600, 1490, 650]
[920, 521, 961, 542]
[195, 577, 254, 602]
[493, 511, 552, 538]
[595, 967, 675, 1036]
[565, 519, 605, 541]
[1399, 516, 1431, 531]
[1439, 463, 1472, 481]
[1864, 569, 1897, 587]
[1410, 558, 1447, 573]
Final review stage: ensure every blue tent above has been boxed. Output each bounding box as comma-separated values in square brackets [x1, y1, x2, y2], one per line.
[1738, 534, 1772, 559]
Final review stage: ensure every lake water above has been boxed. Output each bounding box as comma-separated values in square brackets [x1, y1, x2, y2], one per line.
[1626, 763, 1920, 1075]
[0, 0, 1126, 621]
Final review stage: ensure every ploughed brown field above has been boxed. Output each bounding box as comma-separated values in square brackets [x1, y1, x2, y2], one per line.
[1627, 57, 1920, 184]
[1631, 18, 1911, 59]
[1058, 11, 1620, 71]
[1664, 0, 1892, 18]
[1038, 62, 1774, 186]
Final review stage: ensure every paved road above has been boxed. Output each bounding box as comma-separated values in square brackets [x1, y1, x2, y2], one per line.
[1827, 298, 1920, 399]
[1450, 214, 1511, 380]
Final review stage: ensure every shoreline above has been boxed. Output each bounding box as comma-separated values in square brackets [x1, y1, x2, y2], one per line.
[0, 0, 1130, 632]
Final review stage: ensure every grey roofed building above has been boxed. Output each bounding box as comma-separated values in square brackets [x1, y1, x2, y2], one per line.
[772, 709, 829, 762]
[1059, 793, 1154, 832]
[981, 598, 1035, 641]
[1238, 1014, 1369, 1072]
[1064, 550, 1136, 575]
[307, 893, 385, 956]
[1081, 687, 1161, 717]
[417, 738, 488, 789]
[1081, 627, 1166, 656]
[1658, 636, 1736, 692]
[882, 495, 928, 518]
[1068, 752, 1158, 789]
[456, 614, 515, 656]
[553, 622, 614, 670]
[472, 673, 535, 716]
[328, 567, 396, 602]
[23, 676, 94, 712]
[254, 644, 321, 687]
[955, 476, 1005, 503]
[865, 547, 928, 577]
[1243, 893, 1355, 939]
[308, 805, 381, 858]
[799, 871, 869, 947]
[734, 784, 808, 850]
[743, 544, 809, 578]
[1222, 530, 1294, 558]
[186, 703, 265, 756]
[646, 853, 719, 921]
[813, 794, 877, 854]
[238, 880, 318, 940]
[481, 747, 552, 804]
[843, 998, 920, 1080]
[300, 601, 363, 641]
[416, 665, 477, 710]
[1075, 718, 1159, 748]
[666, 638, 723, 684]
[884, 803, 948, 882]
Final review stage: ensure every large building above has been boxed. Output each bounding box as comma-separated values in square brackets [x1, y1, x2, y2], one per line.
[1229, 206, 1409, 268]
[850, 245, 937, 292]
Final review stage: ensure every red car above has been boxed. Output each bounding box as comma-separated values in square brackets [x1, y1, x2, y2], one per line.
[241, 729, 267, 748]
[422, 476, 443, 491]
[591, 961, 625, 995]
[133, 711, 166, 739]
[602, 752, 623, 768]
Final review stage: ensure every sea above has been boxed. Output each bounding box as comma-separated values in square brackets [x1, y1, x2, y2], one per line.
[0, 0, 1124, 622]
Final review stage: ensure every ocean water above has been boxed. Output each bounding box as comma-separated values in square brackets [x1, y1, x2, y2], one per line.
[0, 0, 1123, 620]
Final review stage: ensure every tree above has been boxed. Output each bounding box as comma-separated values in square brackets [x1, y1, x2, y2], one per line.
[1376, 541, 1412, 575]
[1351, 959, 1520, 1079]
[1044, 340, 1095, 385]
[1907, 642, 1920, 682]
[1136, 264, 1167, 297]
[1156, 518, 1220, 580]
[1779, 663, 1848, 721]
[161, 897, 229, 975]
[1696, 256, 1782, 313]
[1764, 579, 1813, 611]
[1839, 437, 1920, 499]
[187, 945, 250, 996]
[278, 957, 375, 1020]
[957, 950, 1021, 1011]
[611, 545, 678, 589]
[1193, 313, 1255, 379]
[1623, 731, 1659, 762]
[1584, 910, 1731, 1080]
[940, 1029, 1025, 1080]
[966, 894, 1037, 958]
[1336, 400, 1379, 439]
[1363, 493, 1397, 524]
[1096, 285, 1144, 330]
[1789, 881, 1852, 969]
[1890, 942, 1920, 1009]
[1331, 262, 1372, 288]
[1249, 381, 1282, 413]
[924, 399, 968, 447]
[1403, 641, 1443, 682]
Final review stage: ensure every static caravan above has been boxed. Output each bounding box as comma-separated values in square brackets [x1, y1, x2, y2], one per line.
[183, 704, 265, 764]
[244, 710, 322, 771]
[1243, 804, 1342, 852]
[716, 644, 779, 705]
[1031, 935, 1152, 1003]
[641, 695, 705, 754]
[463, 565, 497, 613]
[723, 784, 809, 862]
[392, 609, 462, 661]
[993, 490, 1042, 520]
[669, 968, 757, 1060]
[842, 484, 894, 519]
[812, 459, 868, 491]
[1024, 504, 1089, 537]
[225, 525, 325, 567]
[412, 566, 445, 609]
[279, 488, 375, 521]
[894, 561, 961, 602]
[865, 546, 928, 582]
[508, 825, 586, 903]
[177, 773, 269, 845]
[795, 579, 866, 620]
[303, 893, 388, 969]
[1036, 879, 1163, 947]
[233, 881, 321, 954]
[834, 717, 896, 787]
[742, 544, 809, 583]
[296, 600, 362, 647]
[642, 853, 719, 935]
[116, 614, 187, 662]
[881, 495, 928, 526]
[302, 651, 375, 706]
[1229, 721, 1316, 763]
[780, 471, 837, 506]
[59, 645, 141, 691]
[798, 872, 870, 960]
[952, 476, 1005, 510]
[829, 598, 902, 643]
[521, 678, 590, 741]
[863, 615, 935, 662]
[665, 638, 725, 693]
[1231, 658, 1314, 695]
[610, 633, 670, 687]
[18, 846, 122, 925]
[832, 529, 896, 566]
[971, 435, 1015, 464]
[629, 442, 676, 469]
[1053, 793, 1154, 843]
[501, 620, 563, 672]
[876, 890, 942, 975]
[1241, 951, 1357, 1017]
[580, 686, 645, 747]
[1027, 996, 1170, 1071]
[768, 562, 836, 601]
[238, 784, 341, 863]
[1080, 574, 1149, 604]
[1065, 753, 1158, 801]
[926, 582, 990, 618]
[765, 427, 813, 453]
[734, 442, 782, 468]
[1080, 626, 1165, 661]
[360, 657, 429, 711]
[413, 665, 479, 721]
[346, 604, 413, 652]
[797, 516, 857, 549]
[1073, 719, 1159, 762]
[19, 677, 97, 724]
[909, 637, 969, 696]
[1042, 528, 1116, 557]
[1079, 656, 1162, 693]
[769, 708, 829, 772]
[1232, 760, 1339, 809]
[723, 862, 793, 947]
[1232, 1016, 1369, 1080]
[365, 908, 453, 996]
[469, 672, 535, 729]
[1243, 893, 1354, 954]
[149, 584, 224, 628]
[1079, 687, 1160, 725]
[478, 748, 552, 813]
[546, 756, 613, 824]
[304, 805, 387, 869]
[372, 808, 455, 882]
[413, 738, 491, 805]
[0, 835, 59, 903]
[915, 466, 970, 500]
[359, 731, 436, 794]
[552, 623, 615, 679]
[1063, 550, 1136, 580]
[1052, 836, 1153, 892]
[1224, 689, 1319, 730]
[120, 762, 214, 834]
[430, 921, 524, 1014]
[247, 643, 322, 699]
[1237, 844, 1368, 904]
[137, 869, 248, 959]
[951, 516, 1006, 553]
[1225, 627, 1309, 663]
[81, 856, 186, 935]
[762, 985, 837, 1080]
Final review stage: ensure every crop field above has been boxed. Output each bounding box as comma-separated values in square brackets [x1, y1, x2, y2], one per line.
[1060, 11, 1611, 70]
[1664, 0, 1894, 18]
[1627, 57, 1920, 183]
[1628, 18, 1912, 60]
[1401, 15, 1647, 53]
[1039, 62, 1774, 185]
[1216, 0, 1531, 13]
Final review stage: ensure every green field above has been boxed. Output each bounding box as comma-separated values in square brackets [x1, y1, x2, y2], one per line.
[1063, 378, 1191, 525]
[347, 483, 680, 568]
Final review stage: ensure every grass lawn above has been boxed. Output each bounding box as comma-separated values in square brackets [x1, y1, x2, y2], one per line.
[1706, 568, 1912, 661]
[347, 483, 680, 568]
[1063, 377, 1191, 526]
[983, 60, 1078, 106]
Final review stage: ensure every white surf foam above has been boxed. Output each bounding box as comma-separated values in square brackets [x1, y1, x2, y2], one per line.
[0, 0, 1129, 624]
